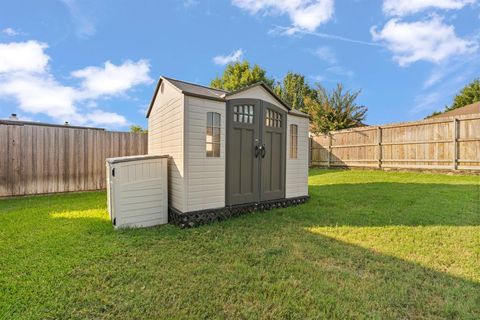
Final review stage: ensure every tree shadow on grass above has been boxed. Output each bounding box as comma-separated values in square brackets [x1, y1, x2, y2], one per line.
[273, 229, 480, 319]
[1, 186, 480, 318]
[46, 227, 479, 319]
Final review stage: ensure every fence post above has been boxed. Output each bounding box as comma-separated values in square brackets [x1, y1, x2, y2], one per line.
[453, 118, 458, 170]
[377, 126, 382, 168]
[327, 133, 332, 168]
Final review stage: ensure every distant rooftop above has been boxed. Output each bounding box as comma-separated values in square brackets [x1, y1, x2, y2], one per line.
[0, 118, 105, 130]
[429, 101, 480, 119]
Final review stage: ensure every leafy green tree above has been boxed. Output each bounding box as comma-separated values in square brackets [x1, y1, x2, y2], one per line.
[306, 83, 367, 134]
[130, 125, 147, 133]
[425, 78, 480, 118]
[210, 61, 274, 91]
[446, 78, 480, 111]
[274, 72, 316, 112]
[425, 110, 444, 119]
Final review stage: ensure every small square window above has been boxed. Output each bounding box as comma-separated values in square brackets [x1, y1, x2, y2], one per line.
[233, 104, 255, 124]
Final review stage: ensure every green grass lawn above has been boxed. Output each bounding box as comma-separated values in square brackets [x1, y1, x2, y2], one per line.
[1, 169, 479, 319]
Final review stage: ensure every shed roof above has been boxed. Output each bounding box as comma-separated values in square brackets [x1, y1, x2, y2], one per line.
[163, 76, 227, 100]
[428, 101, 480, 119]
[146, 76, 310, 119]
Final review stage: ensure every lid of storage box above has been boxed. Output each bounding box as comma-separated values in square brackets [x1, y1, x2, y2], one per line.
[106, 154, 169, 164]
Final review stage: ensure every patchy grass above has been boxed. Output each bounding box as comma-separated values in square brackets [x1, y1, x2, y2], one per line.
[0, 169, 479, 319]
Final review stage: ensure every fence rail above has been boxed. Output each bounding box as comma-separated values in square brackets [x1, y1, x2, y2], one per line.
[310, 114, 480, 171]
[0, 122, 148, 197]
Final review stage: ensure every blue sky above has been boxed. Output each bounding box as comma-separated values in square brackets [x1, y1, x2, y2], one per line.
[0, 0, 479, 130]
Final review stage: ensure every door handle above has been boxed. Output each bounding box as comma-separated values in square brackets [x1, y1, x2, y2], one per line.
[255, 145, 260, 158]
[261, 144, 266, 158]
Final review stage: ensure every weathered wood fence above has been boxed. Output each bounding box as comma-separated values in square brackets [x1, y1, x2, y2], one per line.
[0, 121, 148, 197]
[310, 114, 480, 171]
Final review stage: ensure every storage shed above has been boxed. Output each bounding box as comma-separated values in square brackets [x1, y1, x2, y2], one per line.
[146, 76, 309, 227]
[106, 155, 168, 229]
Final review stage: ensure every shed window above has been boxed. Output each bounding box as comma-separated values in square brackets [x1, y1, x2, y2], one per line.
[233, 105, 254, 124]
[290, 124, 298, 159]
[266, 109, 282, 127]
[206, 112, 221, 157]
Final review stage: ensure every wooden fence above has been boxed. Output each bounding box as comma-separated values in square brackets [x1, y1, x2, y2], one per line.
[310, 114, 480, 171]
[0, 121, 148, 197]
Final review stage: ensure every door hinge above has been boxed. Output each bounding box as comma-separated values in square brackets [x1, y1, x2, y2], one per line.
[112, 168, 115, 177]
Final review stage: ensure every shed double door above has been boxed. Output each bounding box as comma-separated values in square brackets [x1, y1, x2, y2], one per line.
[226, 99, 286, 206]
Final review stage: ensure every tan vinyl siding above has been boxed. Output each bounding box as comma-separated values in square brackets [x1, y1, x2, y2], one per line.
[286, 115, 309, 198]
[148, 81, 186, 212]
[107, 157, 168, 228]
[226, 86, 288, 112]
[184, 96, 226, 212]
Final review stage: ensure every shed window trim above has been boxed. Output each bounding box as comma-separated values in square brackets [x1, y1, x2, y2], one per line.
[290, 124, 298, 159]
[206, 112, 221, 158]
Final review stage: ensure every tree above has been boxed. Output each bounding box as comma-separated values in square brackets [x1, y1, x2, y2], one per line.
[446, 78, 480, 111]
[274, 72, 316, 112]
[130, 125, 147, 133]
[425, 110, 444, 119]
[306, 83, 367, 134]
[425, 78, 480, 118]
[210, 61, 274, 91]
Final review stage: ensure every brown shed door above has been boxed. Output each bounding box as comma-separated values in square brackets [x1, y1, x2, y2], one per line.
[226, 99, 261, 205]
[226, 99, 286, 206]
[260, 102, 286, 201]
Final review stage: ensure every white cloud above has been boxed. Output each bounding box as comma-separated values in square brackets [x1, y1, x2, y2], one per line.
[325, 66, 354, 78]
[182, 0, 199, 8]
[0, 40, 151, 128]
[72, 60, 152, 98]
[81, 110, 128, 126]
[2, 28, 20, 36]
[412, 52, 480, 115]
[313, 46, 337, 64]
[213, 49, 244, 65]
[0, 41, 49, 73]
[232, 0, 334, 32]
[383, 0, 475, 16]
[271, 26, 381, 46]
[0, 73, 77, 118]
[371, 16, 478, 66]
[61, 0, 96, 38]
[312, 65, 354, 83]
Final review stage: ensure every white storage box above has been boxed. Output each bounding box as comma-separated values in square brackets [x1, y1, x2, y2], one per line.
[106, 155, 169, 229]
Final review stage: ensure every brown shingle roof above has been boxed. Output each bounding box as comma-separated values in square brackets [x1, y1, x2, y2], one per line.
[429, 101, 480, 119]
[163, 76, 228, 100]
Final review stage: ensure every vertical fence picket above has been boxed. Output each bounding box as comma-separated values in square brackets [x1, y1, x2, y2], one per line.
[310, 114, 479, 171]
[0, 123, 148, 197]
